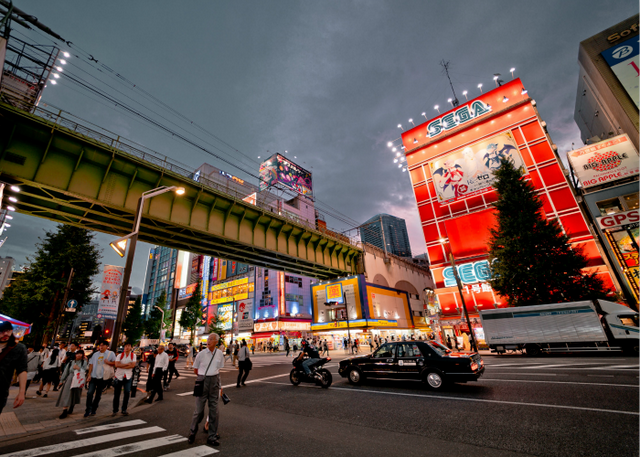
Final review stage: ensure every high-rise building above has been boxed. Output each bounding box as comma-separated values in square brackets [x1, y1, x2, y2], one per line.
[142, 246, 179, 317]
[0, 256, 14, 298]
[574, 15, 638, 151]
[361, 214, 412, 258]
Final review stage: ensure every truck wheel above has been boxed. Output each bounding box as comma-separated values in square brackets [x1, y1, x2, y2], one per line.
[525, 344, 541, 357]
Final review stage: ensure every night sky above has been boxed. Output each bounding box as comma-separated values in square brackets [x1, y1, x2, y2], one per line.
[2, 1, 636, 293]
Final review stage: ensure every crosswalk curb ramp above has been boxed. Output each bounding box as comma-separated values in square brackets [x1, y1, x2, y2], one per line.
[0, 420, 219, 457]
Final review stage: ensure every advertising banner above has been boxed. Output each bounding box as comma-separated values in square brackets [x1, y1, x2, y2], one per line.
[568, 134, 639, 189]
[217, 303, 234, 331]
[97, 265, 124, 319]
[237, 299, 254, 331]
[178, 283, 197, 300]
[430, 131, 525, 204]
[325, 283, 344, 304]
[601, 36, 639, 108]
[259, 153, 313, 196]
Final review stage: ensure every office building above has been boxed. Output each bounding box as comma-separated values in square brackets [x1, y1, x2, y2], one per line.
[361, 214, 412, 258]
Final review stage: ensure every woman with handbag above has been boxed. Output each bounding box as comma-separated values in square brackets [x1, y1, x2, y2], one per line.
[236, 340, 251, 388]
[36, 348, 60, 397]
[57, 350, 87, 419]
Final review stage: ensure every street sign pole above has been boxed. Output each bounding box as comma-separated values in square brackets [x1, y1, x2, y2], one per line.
[449, 254, 478, 352]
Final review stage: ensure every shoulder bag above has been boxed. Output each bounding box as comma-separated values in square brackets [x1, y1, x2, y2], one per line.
[193, 349, 216, 397]
[102, 351, 115, 381]
[244, 348, 252, 370]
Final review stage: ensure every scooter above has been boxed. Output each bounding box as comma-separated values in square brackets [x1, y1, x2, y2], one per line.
[290, 356, 332, 389]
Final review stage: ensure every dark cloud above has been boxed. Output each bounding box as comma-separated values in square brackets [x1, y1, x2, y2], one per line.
[5, 1, 636, 288]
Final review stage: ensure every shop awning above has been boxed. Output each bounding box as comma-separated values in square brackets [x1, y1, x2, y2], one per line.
[0, 313, 31, 338]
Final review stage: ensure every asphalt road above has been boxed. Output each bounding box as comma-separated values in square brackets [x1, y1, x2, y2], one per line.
[1, 351, 638, 457]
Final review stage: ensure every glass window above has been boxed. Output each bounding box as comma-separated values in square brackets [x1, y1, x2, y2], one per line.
[373, 343, 395, 358]
[623, 193, 639, 211]
[597, 198, 624, 216]
[397, 343, 422, 358]
[426, 341, 451, 355]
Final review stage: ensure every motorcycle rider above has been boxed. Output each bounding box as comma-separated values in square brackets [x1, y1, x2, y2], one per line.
[297, 340, 321, 378]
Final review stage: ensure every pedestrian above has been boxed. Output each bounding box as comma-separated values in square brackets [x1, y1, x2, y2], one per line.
[188, 333, 225, 447]
[145, 344, 168, 404]
[25, 346, 40, 392]
[224, 341, 233, 364]
[145, 348, 157, 395]
[232, 341, 239, 367]
[57, 350, 87, 419]
[84, 340, 116, 417]
[323, 340, 329, 356]
[186, 344, 194, 369]
[37, 348, 59, 397]
[250, 343, 255, 355]
[163, 342, 180, 389]
[446, 335, 453, 349]
[0, 321, 27, 414]
[236, 339, 251, 387]
[285, 339, 290, 357]
[112, 342, 136, 416]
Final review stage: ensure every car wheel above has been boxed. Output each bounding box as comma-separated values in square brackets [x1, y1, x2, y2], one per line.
[348, 367, 364, 385]
[318, 369, 332, 389]
[289, 369, 301, 386]
[423, 369, 446, 390]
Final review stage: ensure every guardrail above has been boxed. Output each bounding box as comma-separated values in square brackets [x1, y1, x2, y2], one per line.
[3, 99, 361, 248]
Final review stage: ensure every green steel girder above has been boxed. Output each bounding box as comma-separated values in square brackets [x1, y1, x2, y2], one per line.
[0, 102, 361, 279]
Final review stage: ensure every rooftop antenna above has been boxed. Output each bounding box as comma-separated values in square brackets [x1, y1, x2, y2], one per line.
[440, 60, 459, 107]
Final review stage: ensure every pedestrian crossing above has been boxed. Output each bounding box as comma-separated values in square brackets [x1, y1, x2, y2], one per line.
[0, 420, 219, 457]
[483, 361, 639, 371]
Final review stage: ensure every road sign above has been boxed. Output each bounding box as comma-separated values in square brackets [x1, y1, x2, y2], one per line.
[65, 299, 78, 312]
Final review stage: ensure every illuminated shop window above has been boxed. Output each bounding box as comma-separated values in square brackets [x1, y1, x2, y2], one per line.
[597, 198, 624, 216]
[623, 193, 639, 211]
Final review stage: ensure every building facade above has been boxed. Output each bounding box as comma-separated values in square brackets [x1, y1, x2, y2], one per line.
[361, 214, 412, 258]
[401, 77, 616, 346]
[574, 15, 638, 151]
[142, 245, 179, 317]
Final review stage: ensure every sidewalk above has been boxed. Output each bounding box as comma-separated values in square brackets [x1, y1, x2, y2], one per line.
[0, 382, 148, 439]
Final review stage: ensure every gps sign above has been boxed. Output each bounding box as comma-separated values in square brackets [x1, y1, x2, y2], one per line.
[597, 209, 639, 230]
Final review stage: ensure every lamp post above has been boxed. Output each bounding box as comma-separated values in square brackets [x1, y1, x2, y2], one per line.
[155, 305, 166, 342]
[110, 186, 185, 351]
[449, 254, 478, 352]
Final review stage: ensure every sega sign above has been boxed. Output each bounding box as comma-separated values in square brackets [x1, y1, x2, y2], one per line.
[442, 260, 491, 287]
[596, 209, 639, 230]
[427, 101, 492, 138]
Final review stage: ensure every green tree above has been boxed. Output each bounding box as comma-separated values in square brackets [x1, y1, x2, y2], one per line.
[0, 224, 101, 345]
[179, 281, 202, 345]
[207, 313, 226, 340]
[144, 290, 170, 339]
[488, 159, 610, 306]
[123, 296, 144, 345]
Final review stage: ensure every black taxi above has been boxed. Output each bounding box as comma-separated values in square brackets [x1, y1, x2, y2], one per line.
[338, 340, 484, 390]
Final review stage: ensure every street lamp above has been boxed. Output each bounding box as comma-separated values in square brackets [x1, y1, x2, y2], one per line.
[110, 185, 185, 350]
[155, 305, 166, 341]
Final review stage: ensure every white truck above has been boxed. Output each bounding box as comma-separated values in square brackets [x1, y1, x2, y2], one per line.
[479, 300, 639, 356]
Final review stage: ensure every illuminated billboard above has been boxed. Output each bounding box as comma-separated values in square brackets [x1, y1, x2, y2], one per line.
[429, 131, 524, 204]
[217, 303, 234, 331]
[567, 134, 638, 189]
[259, 153, 313, 197]
[601, 36, 639, 108]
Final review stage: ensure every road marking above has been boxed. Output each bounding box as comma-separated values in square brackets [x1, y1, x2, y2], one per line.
[0, 426, 166, 457]
[520, 363, 603, 369]
[588, 375, 615, 377]
[176, 371, 293, 396]
[75, 420, 147, 435]
[256, 381, 639, 416]
[158, 446, 219, 456]
[73, 435, 187, 457]
[478, 378, 638, 388]
[593, 365, 640, 370]
[490, 372, 561, 376]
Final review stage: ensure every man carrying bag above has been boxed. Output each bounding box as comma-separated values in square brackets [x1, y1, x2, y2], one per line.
[188, 333, 225, 448]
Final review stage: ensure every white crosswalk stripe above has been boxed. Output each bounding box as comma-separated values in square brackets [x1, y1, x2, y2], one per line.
[4, 419, 220, 457]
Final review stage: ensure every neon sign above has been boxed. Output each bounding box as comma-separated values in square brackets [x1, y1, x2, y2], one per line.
[443, 259, 491, 287]
[427, 101, 492, 138]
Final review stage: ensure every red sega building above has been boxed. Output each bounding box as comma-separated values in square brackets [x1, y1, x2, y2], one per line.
[402, 78, 615, 345]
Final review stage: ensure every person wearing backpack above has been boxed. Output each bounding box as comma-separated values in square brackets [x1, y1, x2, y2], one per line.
[112, 342, 137, 416]
[236, 340, 251, 387]
[84, 340, 115, 417]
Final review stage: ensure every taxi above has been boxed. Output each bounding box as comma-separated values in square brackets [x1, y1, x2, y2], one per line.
[338, 340, 484, 390]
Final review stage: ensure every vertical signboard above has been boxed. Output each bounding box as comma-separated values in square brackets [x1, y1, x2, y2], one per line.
[601, 36, 640, 108]
[237, 299, 254, 332]
[98, 265, 124, 319]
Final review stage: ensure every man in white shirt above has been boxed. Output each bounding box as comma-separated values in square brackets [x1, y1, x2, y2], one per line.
[145, 345, 168, 403]
[112, 342, 137, 416]
[188, 333, 225, 447]
[84, 340, 116, 417]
